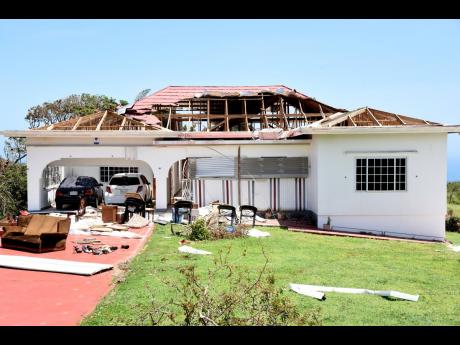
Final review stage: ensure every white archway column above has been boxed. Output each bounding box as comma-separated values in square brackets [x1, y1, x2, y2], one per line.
[26, 149, 49, 211]
[153, 167, 169, 210]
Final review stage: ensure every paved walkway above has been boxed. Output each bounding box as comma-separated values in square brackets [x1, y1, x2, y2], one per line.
[0, 224, 153, 326]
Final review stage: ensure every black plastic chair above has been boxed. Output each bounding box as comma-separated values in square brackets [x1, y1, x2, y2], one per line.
[217, 204, 237, 226]
[123, 197, 146, 223]
[239, 205, 258, 227]
[171, 200, 193, 235]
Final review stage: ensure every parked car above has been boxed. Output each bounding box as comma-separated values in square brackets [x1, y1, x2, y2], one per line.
[55, 176, 104, 210]
[104, 173, 152, 205]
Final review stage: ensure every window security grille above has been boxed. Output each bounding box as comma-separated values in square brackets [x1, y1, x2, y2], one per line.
[100, 167, 139, 182]
[356, 158, 406, 191]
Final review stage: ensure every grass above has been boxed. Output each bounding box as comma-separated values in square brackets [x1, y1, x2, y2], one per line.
[82, 225, 460, 326]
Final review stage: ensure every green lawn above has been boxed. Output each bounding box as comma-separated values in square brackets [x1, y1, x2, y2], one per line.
[82, 225, 460, 326]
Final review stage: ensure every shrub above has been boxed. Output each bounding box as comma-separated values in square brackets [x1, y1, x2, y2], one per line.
[446, 216, 460, 232]
[140, 246, 322, 326]
[208, 223, 249, 240]
[182, 218, 210, 241]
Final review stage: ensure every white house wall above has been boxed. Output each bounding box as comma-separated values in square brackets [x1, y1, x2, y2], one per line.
[25, 141, 311, 210]
[313, 133, 447, 241]
[191, 177, 307, 211]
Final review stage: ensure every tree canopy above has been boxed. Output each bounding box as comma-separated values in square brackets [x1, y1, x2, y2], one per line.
[25, 93, 122, 129]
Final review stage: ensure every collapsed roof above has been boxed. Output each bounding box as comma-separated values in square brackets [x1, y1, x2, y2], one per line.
[124, 85, 441, 132]
[36, 111, 167, 131]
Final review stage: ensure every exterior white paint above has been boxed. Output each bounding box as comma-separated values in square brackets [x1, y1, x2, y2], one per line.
[313, 133, 447, 241]
[17, 130, 450, 241]
[25, 138, 310, 211]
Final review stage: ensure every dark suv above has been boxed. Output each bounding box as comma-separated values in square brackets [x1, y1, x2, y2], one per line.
[55, 176, 104, 210]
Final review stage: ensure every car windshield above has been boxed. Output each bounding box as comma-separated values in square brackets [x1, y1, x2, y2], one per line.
[76, 177, 93, 186]
[109, 176, 140, 186]
[59, 176, 92, 187]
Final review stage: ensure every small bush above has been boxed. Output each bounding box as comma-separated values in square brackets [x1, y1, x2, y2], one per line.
[208, 223, 250, 240]
[446, 216, 460, 232]
[141, 246, 322, 326]
[182, 218, 210, 241]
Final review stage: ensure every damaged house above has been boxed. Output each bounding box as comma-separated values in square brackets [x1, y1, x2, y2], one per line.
[2, 85, 459, 241]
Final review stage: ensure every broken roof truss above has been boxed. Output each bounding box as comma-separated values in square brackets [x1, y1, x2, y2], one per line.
[40, 111, 166, 131]
[125, 86, 441, 132]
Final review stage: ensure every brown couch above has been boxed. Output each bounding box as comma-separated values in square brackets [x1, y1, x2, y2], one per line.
[1, 214, 71, 253]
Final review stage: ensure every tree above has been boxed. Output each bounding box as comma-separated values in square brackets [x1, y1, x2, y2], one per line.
[134, 89, 151, 102]
[3, 93, 122, 162]
[119, 99, 129, 106]
[0, 160, 27, 217]
[25, 93, 120, 129]
[3, 137, 26, 164]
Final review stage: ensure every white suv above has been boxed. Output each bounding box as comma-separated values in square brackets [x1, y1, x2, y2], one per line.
[104, 173, 152, 205]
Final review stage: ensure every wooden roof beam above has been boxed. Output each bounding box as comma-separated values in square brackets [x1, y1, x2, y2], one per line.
[348, 115, 357, 127]
[95, 111, 108, 131]
[393, 113, 407, 125]
[366, 108, 382, 126]
[119, 117, 127, 130]
[71, 116, 84, 130]
[318, 104, 325, 119]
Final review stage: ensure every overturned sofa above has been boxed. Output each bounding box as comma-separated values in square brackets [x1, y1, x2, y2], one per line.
[1, 214, 71, 253]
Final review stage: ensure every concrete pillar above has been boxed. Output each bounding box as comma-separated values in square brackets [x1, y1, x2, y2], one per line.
[155, 171, 169, 210]
[26, 153, 48, 211]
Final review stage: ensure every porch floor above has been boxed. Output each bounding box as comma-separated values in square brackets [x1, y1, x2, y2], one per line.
[0, 223, 153, 326]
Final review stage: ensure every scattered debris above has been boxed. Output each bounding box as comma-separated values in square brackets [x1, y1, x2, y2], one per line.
[198, 205, 213, 217]
[447, 243, 460, 252]
[255, 215, 267, 223]
[90, 226, 113, 232]
[290, 283, 419, 302]
[247, 228, 271, 238]
[178, 245, 212, 255]
[125, 214, 150, 228]
[153, 215, 170, 225]
[93, 231, 143, 239]
[0, 254, 113, 276]
[289, 284, 326, 300]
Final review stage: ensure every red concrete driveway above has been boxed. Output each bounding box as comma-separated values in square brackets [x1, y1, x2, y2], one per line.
[0, 224, 153, 326]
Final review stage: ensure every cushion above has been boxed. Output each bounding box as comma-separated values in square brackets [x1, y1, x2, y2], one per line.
[8, 235, 41, 244]
[24, 215, 60, 236]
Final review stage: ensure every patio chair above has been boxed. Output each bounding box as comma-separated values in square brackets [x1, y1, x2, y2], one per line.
[170, 200, 193, 235]
[217, 204, 237, 226]
[123, 194, 146, 223]
[239, 205, 258, 227]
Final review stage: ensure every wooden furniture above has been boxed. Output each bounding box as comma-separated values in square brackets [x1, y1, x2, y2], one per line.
[1, 214, 71, 253]
[102, 205, 118, 223]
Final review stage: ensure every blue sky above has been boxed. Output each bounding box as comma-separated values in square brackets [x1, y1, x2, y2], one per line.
[0, 19, 459, 180]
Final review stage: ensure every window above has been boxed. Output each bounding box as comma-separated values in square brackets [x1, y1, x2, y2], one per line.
[356, 158, 406, 191]
[100, 167, 139, 182]
[109, 176, 141, 186]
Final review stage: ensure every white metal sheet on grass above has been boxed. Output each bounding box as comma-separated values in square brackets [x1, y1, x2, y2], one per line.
[0, 255, 113, 276]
